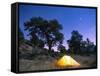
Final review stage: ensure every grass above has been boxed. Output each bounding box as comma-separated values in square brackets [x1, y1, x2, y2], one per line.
[19, 53, 96, 71]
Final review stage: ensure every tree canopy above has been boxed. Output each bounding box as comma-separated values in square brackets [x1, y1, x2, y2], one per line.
[24, 17, 64, 50]
[67, 30, 83, 54]
[57, 44, 67, 54]
[67, 30, 96, 55]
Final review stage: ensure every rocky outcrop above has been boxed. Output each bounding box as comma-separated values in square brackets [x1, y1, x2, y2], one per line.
[19, 43, 49, 54]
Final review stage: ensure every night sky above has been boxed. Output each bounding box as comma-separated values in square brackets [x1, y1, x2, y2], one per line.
[19, 4, 96, 51]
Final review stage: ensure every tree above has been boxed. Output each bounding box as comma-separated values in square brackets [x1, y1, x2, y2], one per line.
[38, 39, 45, 48]
[19, 27, 24, 41]
[85, 38, 95, 55]
[67, 30, 83, 54]
[57, 44, 67, 54]
[24, 17, 64, 50]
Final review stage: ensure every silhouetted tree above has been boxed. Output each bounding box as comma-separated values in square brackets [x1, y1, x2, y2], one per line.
[24, 17, 64, 50]
[80, 41, 87, 54]
[38, 39, 45, 48]
[93, 45, 96, 55]
[85, 38, 95, 55]
[76, 37, 95, 55]
[58, 44, 67, 54]
[19, 27, 24, 41]
[67, 30, 83, 54]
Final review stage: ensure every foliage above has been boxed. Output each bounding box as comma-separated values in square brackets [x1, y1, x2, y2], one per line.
[81, 38, 96, 55]
[19, 27, 24, 44]
[58, 44, 67, 54]
[67, 30, 83, 54]
[67, 30, 96, 55]
[24, 17, 64, 50]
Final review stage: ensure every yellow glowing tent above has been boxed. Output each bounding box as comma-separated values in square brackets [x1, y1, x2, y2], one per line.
[55, 55, 80, 68]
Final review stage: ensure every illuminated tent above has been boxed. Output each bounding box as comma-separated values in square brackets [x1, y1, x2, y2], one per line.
[55, 55, 80, 68]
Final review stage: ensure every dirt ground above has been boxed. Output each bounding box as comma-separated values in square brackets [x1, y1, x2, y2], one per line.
[19, 54, 96, 72]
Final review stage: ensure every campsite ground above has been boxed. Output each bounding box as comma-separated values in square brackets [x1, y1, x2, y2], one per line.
[19, 54, 96, 72]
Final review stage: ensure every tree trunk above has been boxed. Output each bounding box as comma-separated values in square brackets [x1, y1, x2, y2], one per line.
[48, 44, 52, 56]
[48, 45, 52, 51]
[45, 34, 52, 55]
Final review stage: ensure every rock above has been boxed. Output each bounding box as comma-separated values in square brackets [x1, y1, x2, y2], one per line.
[19, 42, 49, 57]
[19, 43, 33, 54]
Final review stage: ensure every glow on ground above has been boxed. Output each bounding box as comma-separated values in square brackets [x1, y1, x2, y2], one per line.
[55, 55, 80, 68]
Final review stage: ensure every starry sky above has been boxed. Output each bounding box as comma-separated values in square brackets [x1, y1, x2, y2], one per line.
[19, 4, 96, 50]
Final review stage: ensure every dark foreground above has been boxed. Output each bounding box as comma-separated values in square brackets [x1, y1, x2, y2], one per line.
[19, 54, 96, 71]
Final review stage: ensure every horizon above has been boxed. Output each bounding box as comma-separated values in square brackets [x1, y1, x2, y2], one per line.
[19, 4, 96, 51]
